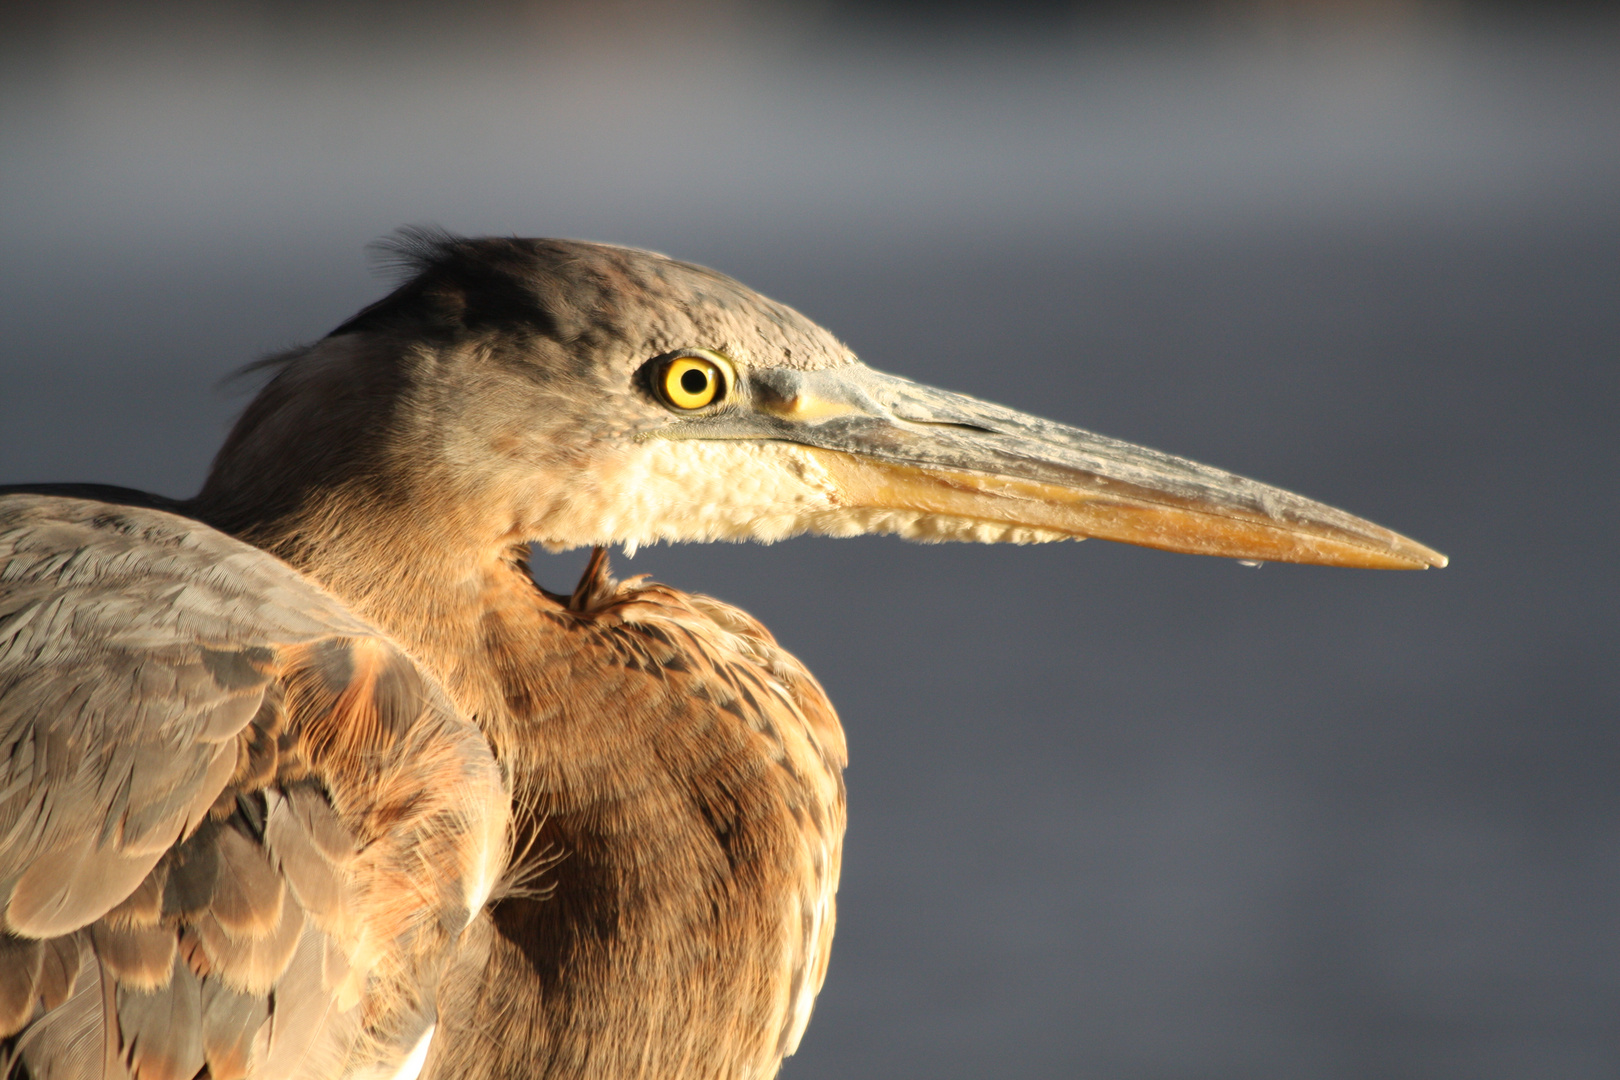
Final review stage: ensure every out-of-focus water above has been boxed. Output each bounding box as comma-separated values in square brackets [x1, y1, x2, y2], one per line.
[3, 4, 1618, 1077]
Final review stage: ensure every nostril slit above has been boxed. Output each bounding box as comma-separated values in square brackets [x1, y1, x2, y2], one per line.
[902, 418, 998, 434]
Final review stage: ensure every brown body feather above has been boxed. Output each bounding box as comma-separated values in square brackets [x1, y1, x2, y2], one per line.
[427, 559, 845, 1080]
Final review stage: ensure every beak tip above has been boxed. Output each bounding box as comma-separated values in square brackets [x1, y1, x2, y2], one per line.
[1387, 538, 1447, 570]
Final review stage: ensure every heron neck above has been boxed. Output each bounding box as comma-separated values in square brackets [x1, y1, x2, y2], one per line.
[190, 469, 545, 725]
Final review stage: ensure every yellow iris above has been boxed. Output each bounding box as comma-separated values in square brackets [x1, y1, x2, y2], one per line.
[659, 354, 728, 410]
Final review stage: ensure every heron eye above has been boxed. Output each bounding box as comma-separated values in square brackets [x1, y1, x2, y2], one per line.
[658, 355, 728, 410]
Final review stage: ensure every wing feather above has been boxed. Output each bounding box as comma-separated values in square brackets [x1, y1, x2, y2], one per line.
[0, 934, 43, 1033]
[0, 494, 508, 1080]
[115, 956, 205, 1080]
[198, 979, 269, 1080]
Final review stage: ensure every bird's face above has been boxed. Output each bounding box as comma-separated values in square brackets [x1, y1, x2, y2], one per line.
[345, 237, 1444, 570]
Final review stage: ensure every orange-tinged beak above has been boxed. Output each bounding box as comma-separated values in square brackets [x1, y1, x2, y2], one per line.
[812, 451, 1442, 569]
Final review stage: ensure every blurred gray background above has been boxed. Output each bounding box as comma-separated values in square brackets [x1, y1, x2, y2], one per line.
[3, 1, 1617, 1076]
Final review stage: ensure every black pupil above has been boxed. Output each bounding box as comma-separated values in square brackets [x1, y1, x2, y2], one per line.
[680, 368, 710, 396]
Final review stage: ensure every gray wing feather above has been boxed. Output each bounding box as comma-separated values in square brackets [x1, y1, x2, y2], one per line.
[0, 495, 508, 1080]
[0, 499, 344, 939]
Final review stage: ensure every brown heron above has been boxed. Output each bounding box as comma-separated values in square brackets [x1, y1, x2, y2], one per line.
[0, 235, 1445, 1080]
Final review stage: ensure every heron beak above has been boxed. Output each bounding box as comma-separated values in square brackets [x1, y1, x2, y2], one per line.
[658, 364, 1447, 570]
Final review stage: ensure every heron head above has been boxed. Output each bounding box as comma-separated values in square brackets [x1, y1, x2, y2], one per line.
[201, 234, 1443, 570]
